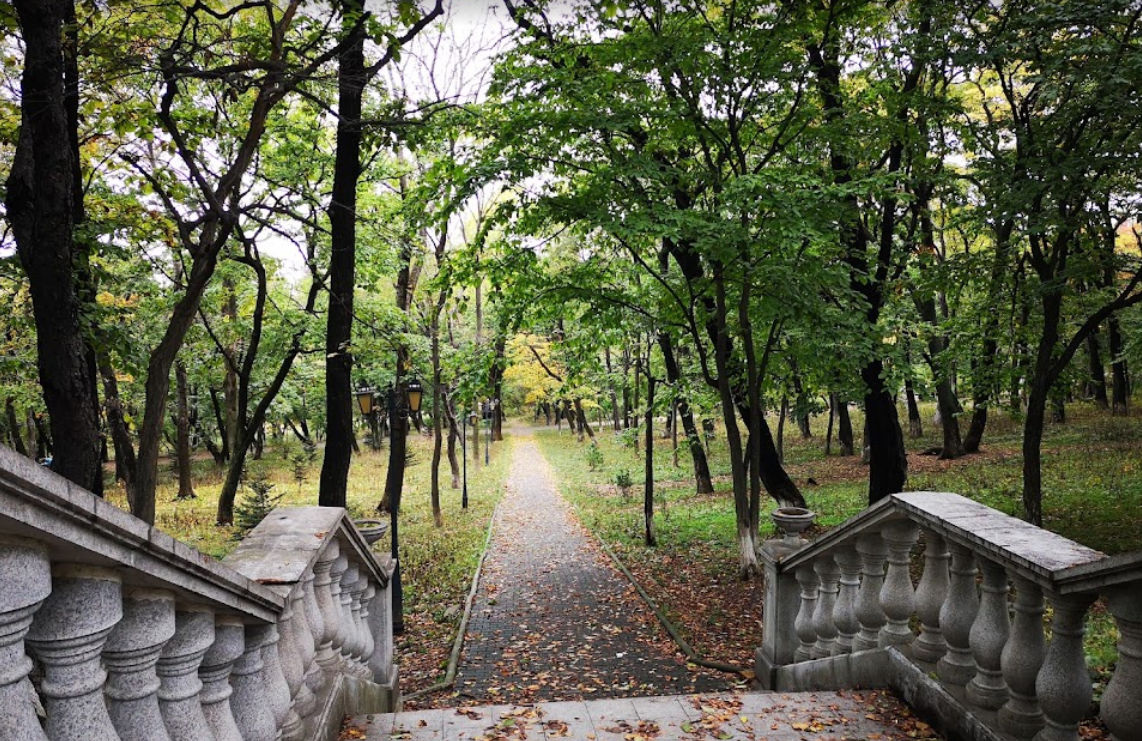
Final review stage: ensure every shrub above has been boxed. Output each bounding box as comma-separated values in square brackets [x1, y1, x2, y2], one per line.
[585, 441, 604, 471]
[613, 468, 633, 498]
[234, 471, 283, 535]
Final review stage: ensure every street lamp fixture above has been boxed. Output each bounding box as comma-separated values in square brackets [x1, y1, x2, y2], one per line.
[356, 387, 377, 416]
[406, 378, 424, 414]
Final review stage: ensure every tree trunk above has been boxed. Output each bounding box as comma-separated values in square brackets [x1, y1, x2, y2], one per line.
[644, 375, 656, 547]
[574, 399, 594, 440]
[1086, 331, 1109, 409]
[444, 391, 460, 489]
[430, 306, 444, 528]
[6, 399, 29, 458]
[318, 3, 366, 509]
[209, 388, 230, 463]
[174, 361, 195, 500]
[825, 393, 835, 456]
[777, 394, 787, 465]
[6, 0, 102, 495]
[904, 377, 923, 438]
[656, 333, 713, 493]
[863, 359, 907, 503]
[1109, 316, 1129, 415]
[790, 367, 812, 438]
[98, 353, 137, 484]
[836, 397, 854, 456]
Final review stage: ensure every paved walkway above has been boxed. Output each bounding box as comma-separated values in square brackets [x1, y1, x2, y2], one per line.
[446, 433, 731, 705]
[352, 690, 934, 741]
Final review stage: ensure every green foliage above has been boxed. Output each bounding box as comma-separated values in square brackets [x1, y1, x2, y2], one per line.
[612, 468, 633, 498]
[233, 471, 282, 536]
[584, 441, 603, 471]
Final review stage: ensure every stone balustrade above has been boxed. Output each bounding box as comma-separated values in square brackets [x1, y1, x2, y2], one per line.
[0, 445, 397, 741]
[756, 491, 1142, 741]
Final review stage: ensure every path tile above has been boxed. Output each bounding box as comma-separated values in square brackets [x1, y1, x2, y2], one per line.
[429, 433, 729, 709]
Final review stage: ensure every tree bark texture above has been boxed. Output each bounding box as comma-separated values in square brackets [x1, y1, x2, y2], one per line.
[318, 5, 367, 509]
[6, 0, 103, 495]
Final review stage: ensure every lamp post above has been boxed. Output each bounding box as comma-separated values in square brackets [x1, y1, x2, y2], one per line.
[386, 378, 423, 635]
[356, 387, 380, 450]
[462, 409, 476, 509]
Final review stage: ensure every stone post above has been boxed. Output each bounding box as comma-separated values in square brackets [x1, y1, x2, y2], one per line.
[999, 578, 1046, 738]
[313, 539, 342, 679]
[283, 588, 318, 731]
[0, 536, 52, 741]
[329, 553, 350, 660]
[936, 542, 978, 686]
[966, 559, 1011, 709]
[103, 588, 177, 741]
[1033, 592, 1096, 741]
[199, 616, 246, 741]
[359, 583, 377, 665]
[339, 563, 362, 667]
[811, 558, 841, 659]
[366, 564, 396, 687]
[853, 532, 888, 651]
[347, 575, 370, 677]
[832, 548, 861, 655]
[878, 520, 919, 648]
[157, 605, 216, 741]
[912, 531, 949, 663]
[1102, 584, 1142, 741]
[301, 571, 326, 697]
[793, 565, 819, 662]
[231, 624, 278, 741]
[26, 564, 123, 741]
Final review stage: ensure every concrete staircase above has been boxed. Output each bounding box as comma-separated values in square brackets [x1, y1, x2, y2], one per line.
[345, 691, 924, 741]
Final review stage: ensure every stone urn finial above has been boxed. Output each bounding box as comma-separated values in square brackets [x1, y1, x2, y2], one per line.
[353, 519, 389, 546]
[771, 507, 817, 549]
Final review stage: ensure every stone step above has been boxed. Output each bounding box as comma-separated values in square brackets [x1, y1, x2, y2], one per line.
[345, 690, 924, 741]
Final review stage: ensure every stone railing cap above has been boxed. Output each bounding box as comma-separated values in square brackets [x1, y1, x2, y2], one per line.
[779, 491, 1115, 591]
[0, 444, 283, 622]
[223, 506, 390, 595]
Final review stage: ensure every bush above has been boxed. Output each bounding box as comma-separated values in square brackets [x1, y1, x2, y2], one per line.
[613, 468, 633, 498]
[585, 441, 604, 471]
[234, 471, 283, 535]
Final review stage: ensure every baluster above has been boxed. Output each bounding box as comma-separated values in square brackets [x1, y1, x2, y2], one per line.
[312, 540, 342, 680]
[347, 575, 370, 674]
[966, 558, 1011, 709]
[300, 571, 325, 698]
[257, 623, 295, 736]
[103, 588, 177, 741]
[936, 542, 978, 686]
[853, 532, 888, 651]
[359, 582, 376, 665]
[283, 588, 317, 731]
[0, 536, 52, 741]
[26, 564, 123, 741]
[832, 548, 861, 655]
[878, 520, 919, 648]
[1102, 585, 1142, 741]
[1034, 592, 1096, 741]
[912, 531, 949, 663]
[366, 574, 394, 685]
[793, 565, 819, 662]
[230, 624, 278, 741]
[339, 564, 361, 666]
[329, 553, 350, 661]
[157, 606, 215, 741]
[199, 616, 245, 741]
[999, 578, 1046, 738]
[811, 558, 840, 659]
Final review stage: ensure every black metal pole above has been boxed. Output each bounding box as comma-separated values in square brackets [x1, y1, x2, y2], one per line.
[462, 413, 468, 509]
[387, 387, 404, 634]
[484, 413, 490, 466]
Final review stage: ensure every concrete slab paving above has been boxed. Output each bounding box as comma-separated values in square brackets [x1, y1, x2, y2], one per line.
[358, 691, 938, 741]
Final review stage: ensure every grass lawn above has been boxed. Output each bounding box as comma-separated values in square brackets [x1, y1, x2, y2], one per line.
[104, 428, 514, 693]
[534, 400, 1140, 686]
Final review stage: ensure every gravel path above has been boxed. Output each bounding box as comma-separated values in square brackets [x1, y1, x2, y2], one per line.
[450, 431, 732, 705]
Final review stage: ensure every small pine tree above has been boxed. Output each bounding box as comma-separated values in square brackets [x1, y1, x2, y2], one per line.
[585, 441, 603, 471]
[291, 446, 317, 494]
[234, 471, 282, 535]
[613, 468, 633, 499]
